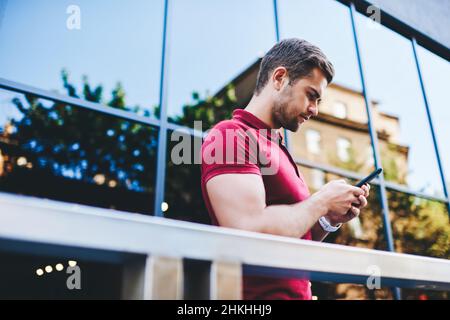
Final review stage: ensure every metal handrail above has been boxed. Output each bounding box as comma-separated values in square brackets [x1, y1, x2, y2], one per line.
[0, 192, 449, 294]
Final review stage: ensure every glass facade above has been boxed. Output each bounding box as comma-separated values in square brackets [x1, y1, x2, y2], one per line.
[0, 0, 164, 118]
[0, 0, 448, 300]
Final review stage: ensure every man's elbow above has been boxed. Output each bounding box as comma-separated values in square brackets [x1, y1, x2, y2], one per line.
[217, 212, 264, 234]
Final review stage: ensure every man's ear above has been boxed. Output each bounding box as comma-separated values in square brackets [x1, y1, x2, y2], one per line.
[271, 67, 288, 91]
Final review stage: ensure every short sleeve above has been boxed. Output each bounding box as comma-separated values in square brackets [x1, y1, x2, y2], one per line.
[201, 121, 261, 185]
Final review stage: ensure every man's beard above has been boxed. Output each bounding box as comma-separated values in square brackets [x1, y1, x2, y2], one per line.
[273, 101, 299, 132]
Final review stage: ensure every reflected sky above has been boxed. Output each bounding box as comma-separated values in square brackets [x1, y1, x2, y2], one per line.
[0, 0, 163, 114]
[278, 0, 361, 92]
[356, 12, 444, 197]
[417, 46, 450, 191]
[166, 0, 275, 119]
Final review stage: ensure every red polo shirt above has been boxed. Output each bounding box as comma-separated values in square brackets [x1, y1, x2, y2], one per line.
[200, 109, 312, 300]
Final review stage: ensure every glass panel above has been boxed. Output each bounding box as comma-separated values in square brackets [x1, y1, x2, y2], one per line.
[0, 88, 158, 214]
[388, 189, 450, 299]
[401, 288, 449, 300]
[416, 46, 450, 196]
[355, 13, 444, 197]
[279, 0, 374, 175]
[0, 0, 163, 118]
[0, 251, 122, 299]
[388, 190, 449, 259]
[164, 129, 209, 224]
[278, 0, 361, 91]
[166, 0, 275, 129]
[312, 282, 393, 300]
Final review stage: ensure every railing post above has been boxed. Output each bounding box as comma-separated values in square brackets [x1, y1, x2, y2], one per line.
[144, 255, 183, 299]
[121, 255, 183, 300]
[210, 261, 242, 300]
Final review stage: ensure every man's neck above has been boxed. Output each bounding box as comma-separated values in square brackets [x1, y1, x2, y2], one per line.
[244, 95, 279, 129]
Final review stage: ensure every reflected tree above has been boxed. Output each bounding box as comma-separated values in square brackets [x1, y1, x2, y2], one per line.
[163, 85, 239, 223]
[167, 84, 239, 129]
[5, 70, 158, 193]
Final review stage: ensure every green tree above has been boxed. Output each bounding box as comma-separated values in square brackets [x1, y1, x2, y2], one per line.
[170, 84, 239, 129]
[9, 70, 158, 192]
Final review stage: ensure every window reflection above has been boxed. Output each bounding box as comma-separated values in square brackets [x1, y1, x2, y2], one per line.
[278, 0, 362, 91]
[388, 189, 449, 259]
[387, 188, 449, 299]
[166, 0, 275, 129]
[0, 0, 163, 117]
[333, 101, 348, 119]
[356, 13, 444, 197]
[336, 137, 351, 162]
[164, 130, 209, 224]
[416, 46, 450, 195]
[0, 88, 158, 214]
[306, 129, 321, 155]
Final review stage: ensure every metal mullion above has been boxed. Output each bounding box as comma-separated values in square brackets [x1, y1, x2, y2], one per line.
[349, 2, 400, 300]
[0, 78, 161, 128]
[153, 0, 170, 217]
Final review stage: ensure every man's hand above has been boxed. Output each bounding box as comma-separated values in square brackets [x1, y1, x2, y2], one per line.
[324, 183, 370, 226]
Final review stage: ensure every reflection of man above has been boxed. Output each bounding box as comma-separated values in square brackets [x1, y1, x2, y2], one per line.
[200, 38, 370, 300]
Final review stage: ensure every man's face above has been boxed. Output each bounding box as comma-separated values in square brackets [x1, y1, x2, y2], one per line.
[272, 67, 328, 132]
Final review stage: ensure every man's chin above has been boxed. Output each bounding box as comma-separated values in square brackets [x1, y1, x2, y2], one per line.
[284, 122, 300, 132]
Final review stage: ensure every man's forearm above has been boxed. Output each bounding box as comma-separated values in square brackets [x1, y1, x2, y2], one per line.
[243, 193, 328, 239]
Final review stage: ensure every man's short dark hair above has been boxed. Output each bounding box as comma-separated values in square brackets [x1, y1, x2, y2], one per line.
[254, 38, 335, 95]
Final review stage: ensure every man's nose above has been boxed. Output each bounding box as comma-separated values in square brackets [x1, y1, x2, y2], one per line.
[308, 104, 319, 117]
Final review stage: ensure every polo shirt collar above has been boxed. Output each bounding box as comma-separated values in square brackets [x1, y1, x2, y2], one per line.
[232, 109, 284, 143]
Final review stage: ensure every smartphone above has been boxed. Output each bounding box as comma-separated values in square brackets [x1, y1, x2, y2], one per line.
[355, 168, 383, 187]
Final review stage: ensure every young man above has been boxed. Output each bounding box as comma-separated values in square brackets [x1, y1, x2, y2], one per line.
[200, 38, 370, 300]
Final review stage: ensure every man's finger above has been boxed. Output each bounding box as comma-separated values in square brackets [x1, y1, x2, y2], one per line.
[349, 186, 365, 196]
[351, 206, 360, 217]
[359, 195, 367, 208]
[363, 184, 370, 197]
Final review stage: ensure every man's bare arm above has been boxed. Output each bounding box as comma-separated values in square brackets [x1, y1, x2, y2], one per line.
[206, 173, 365, 239]
[311, 184, 370, 242]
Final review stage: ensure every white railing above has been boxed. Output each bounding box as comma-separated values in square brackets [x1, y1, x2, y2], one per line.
[0, 192, 449, 299]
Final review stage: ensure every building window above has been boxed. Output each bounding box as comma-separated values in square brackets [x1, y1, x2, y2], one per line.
[366, 146, 375, 168]
[333, 101, 347, 119]
[306, 129, 321, 155]
[311, 169, 325, 190]
[337, 137, 351, 162]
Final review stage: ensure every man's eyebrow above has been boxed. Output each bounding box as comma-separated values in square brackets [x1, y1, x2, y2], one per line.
[308, 87, 321, 99]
